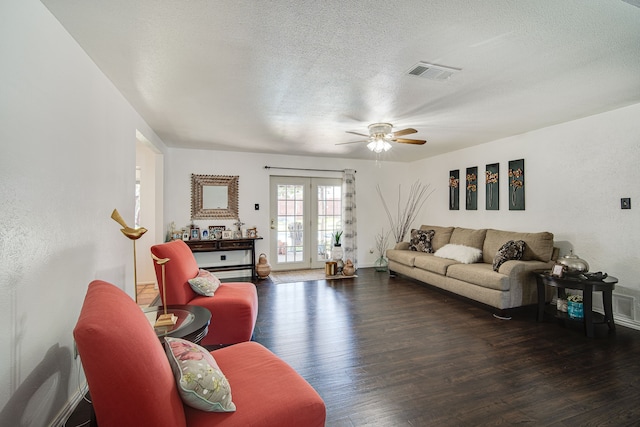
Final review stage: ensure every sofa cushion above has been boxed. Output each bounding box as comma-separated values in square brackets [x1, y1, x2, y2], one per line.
[434, 244, 483, 264]
[165, 337, 236, 412]
[492, 240, 526, 271]
[386, 249, 417, 267]
[409, 229, 435, 253]
[419, 225, 454, 251]
[188, 269, 221, 296]
[483, 229, 554, 263]
[413, 253, 459, 275]
[449, 227, 487, 250]
[446, 263, 510, 291]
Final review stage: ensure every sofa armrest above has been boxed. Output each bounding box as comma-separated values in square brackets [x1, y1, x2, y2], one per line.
[499, 259, 552, 276]
[394, 242, 411, 250]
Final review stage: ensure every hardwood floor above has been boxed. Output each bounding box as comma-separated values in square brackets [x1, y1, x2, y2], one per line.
[66, 268, 640, 426]
[254, 268, 640, 426]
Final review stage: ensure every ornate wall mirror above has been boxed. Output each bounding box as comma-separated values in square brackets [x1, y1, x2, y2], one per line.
[191, 174, 239, 219]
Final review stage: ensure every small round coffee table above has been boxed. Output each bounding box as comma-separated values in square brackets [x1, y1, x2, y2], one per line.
[144, 305, 211, 344]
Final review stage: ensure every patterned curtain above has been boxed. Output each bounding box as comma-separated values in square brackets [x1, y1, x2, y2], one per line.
[342, 169, 358, 269]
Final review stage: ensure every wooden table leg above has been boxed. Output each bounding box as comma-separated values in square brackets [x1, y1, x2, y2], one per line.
[536, 279, 545, 322]
[583, 284, 594, 338]
[603, 289, 616, 332]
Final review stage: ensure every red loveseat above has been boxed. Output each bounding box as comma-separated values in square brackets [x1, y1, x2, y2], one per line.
[150, 239, 258, 346]
[74, 280, 326, 426]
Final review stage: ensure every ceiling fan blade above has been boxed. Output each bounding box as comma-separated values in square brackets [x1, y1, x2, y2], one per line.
[336, 140, 367, 146]
[393, 128, 418, 137]
[346, 131, 370, 138]
[396, 138, 427, 145]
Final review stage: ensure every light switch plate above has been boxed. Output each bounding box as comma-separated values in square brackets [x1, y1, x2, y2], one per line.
[621, 198, 631, 209]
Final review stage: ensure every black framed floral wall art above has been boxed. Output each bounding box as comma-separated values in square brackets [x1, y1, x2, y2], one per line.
[508, 159, 525, 210]
[466, 167, 477, 210]
[449, 170, 459, 210]
[485, 163, 499, 210]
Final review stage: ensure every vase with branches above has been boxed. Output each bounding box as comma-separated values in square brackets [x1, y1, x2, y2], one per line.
[374, 228, 391, 272]
[376, 181, 434, 243]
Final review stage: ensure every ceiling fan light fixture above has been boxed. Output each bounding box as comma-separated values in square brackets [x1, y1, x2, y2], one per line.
[367, 138, 392, 153]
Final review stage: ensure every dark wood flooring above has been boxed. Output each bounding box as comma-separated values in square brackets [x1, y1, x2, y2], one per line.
[66, 268, 640, 426]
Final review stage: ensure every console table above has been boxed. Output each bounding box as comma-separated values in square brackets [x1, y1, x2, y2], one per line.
[534, 270, 617, 337]
[185, 237, 262, 279]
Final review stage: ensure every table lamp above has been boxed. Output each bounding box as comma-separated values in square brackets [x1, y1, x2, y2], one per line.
[151, 254, 178, 327]
[111, 208, 147, 304]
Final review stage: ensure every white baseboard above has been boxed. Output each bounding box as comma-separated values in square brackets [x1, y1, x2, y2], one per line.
[48, 383, 88, 427]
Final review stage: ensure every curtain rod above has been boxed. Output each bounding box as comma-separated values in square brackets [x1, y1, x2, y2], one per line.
[264, 166, 356, 173]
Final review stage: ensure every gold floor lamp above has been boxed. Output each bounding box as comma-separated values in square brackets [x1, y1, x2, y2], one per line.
[111, 208, 147, 304]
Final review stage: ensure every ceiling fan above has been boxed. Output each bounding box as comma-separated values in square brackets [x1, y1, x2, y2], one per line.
[338, 123, 427, 153]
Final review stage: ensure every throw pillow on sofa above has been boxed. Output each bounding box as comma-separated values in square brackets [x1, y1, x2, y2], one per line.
[492, 240, 526, 271]
[409, 229, 435, 253]
[434, 244, 482, 264]
[165, 337, 236, 412]
[188, 269, 220, 296]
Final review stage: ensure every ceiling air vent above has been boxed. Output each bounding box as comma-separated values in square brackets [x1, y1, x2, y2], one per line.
[406, 62, 461, 81]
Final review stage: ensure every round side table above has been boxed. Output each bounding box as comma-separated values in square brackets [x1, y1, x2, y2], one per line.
[144, 304, 211, 344]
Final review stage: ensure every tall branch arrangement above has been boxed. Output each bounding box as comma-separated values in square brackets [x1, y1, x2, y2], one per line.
[375, 228, 391, 258]
[376, 181, 434, 243]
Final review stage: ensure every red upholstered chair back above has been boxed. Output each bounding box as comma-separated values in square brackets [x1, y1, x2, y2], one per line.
[151, 240, 199, 305]
[73, 280, 187, 427]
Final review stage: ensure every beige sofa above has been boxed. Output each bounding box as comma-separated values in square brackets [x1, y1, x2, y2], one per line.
[386, 225, 557, 315]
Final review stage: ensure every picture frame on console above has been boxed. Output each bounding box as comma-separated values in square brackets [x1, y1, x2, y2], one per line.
[190, 226, 200, 240]
[551, 264, 565, 277]
[222, 230, 234, 239]
[209, 225, 225, 239]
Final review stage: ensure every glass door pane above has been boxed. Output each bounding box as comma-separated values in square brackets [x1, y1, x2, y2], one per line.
[312, 182, 342, 268]
[271, 177, 309, 270]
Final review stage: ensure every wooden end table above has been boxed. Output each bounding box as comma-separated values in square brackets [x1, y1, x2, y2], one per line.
[144, 304, 211, 344]
[534, 270, 617, 338]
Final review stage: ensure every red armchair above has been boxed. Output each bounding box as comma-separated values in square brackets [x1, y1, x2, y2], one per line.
[74, 280, 326, 426]
[150, 240, 258, 346]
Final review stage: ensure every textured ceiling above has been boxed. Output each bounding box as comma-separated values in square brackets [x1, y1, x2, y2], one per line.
[42, 0, 640, 162]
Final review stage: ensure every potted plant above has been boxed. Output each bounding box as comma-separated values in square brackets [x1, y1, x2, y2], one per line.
[567, 294, 584, 319]
[333, 230, 343, 247]
[331, 231, 344, 266]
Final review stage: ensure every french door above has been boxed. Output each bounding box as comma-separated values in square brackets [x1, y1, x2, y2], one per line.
[269, 176, 342, 270]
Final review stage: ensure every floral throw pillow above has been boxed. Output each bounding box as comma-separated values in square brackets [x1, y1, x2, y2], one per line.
[409, 229, 436, 253]
[188, 269, 220, 296]
[492, 240, 526, 272]
[165, 337, 236, 412]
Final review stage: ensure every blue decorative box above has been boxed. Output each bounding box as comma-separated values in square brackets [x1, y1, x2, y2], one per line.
[567, 301, 584, 319]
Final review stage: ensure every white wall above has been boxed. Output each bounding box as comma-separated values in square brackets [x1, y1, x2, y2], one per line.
[136, 138, 164, 285]
[164, 149, 415, 272]
[410, 103, 640, 326]
[0, 1, 167, 424]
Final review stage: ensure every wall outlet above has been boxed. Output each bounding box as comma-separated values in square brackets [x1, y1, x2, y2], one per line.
[255, 203, 260, 210]
[621, 198, 631, 209]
